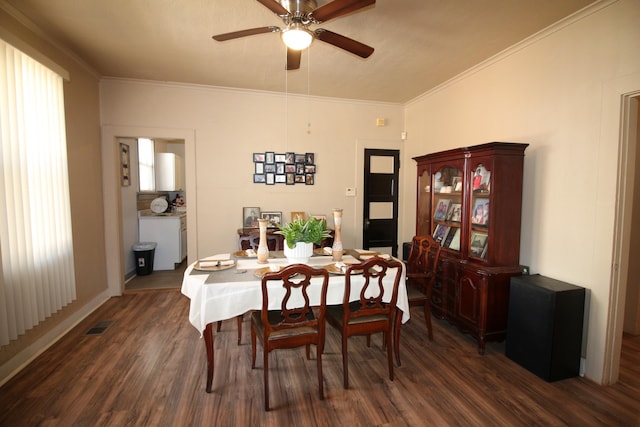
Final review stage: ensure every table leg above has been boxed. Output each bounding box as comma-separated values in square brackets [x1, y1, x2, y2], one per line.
[204, 323, 215, 392]
[394, 309, 402, 367]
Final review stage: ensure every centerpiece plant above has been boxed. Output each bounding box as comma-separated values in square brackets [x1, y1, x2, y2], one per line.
[276, 216, 331, 249]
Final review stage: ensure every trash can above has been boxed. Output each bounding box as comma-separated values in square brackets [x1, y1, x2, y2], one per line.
[133, 242, 156, 276]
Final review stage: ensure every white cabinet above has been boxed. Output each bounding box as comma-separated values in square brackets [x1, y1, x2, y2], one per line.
[139, 215, 187, 270]
[155, 153, 184, 191]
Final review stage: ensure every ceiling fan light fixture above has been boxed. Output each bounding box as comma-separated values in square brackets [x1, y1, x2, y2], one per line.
[281, 26, 313, 50]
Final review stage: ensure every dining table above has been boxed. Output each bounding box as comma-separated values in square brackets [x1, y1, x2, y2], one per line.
[181, 248, 409, 392]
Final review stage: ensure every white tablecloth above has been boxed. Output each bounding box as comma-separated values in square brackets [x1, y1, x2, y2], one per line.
[181, 253, 409, 335]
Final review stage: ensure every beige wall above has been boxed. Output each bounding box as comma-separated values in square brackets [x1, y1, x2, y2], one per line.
[0, 7, 109, 378]
[99, 80, 405, 270]
[403, 0, 640, 383]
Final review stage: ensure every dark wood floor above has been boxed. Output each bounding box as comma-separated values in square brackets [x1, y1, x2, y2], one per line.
[1, 284, 638, 426]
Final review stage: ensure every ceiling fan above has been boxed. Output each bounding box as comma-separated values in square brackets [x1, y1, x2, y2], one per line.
[212, 0, 375, 70]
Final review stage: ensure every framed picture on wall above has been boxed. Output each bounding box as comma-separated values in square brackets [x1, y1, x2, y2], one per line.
[120, 143, 130, 187]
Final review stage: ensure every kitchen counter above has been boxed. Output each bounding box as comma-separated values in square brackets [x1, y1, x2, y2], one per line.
[138, 209, 186, 218]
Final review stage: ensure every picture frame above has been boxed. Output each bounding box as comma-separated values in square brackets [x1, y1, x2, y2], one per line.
[276, 162, 285, 174]
[290, 211, 307, 221]
[305, 164, 316, 174]
[286, 173, 295, 185]
[274, 153, 286, 163]
[260, 211, 282, 228]
[265, 151, 275, 164]
[433, 198, 451, 221]
[243, 207, 261, 228]
[295, 154, 306, 163]
[285, 152, 295, 164]
[470, 231, 488, 258]
[452, 176, 463, 192]
[305, 152, 314, 164]
[253, 152, 265, 162]
[447, 203, 462, 222]
[305, 174, 315, 185]
[255, 162, 264, 174]
[445, 227, 461, 250]
[120, 143, 130, 187]
[275, 174, 286, 183]
[433, 224, 450, 244]
[253, 174, 266, 183]
[266, 173, 275, 185]
[471, 198, 489, 225]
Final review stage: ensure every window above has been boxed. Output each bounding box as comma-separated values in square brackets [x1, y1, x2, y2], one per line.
[0, 39, 76, 346]
[138, 138, 155, 191]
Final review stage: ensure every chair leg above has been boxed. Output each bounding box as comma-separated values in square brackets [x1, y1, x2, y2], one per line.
[423, 304, 433, 341]
[386, 328, 394, 381]
[263, 346, 270, 411]
[342, 333, 349, 389]
[394, 310, 402, 367]
[251, 323, 257, 369]
[236, 315, 242, 345]
[216, 321, 222, 332]
[366, 334, 371, 347]
[305, 344, 311, 360]
[317, 344, 324, 400]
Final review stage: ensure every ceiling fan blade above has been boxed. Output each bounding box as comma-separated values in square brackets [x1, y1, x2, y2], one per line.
[256, 0, 290, 16]
[311, 0, 375, 23]
[286, 48, 302, 70]
[212, 26, 280, 41]
[314, 29, 374, 58]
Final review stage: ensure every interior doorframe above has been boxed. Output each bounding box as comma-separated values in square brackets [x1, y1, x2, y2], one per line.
[101, 125, 197, 296]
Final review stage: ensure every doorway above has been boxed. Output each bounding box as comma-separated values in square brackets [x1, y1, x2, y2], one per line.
[363, 149, 400, 257]
[608, 92, 640, 384]
[119, 137, 186, 282]
[101, 125, 196, 296]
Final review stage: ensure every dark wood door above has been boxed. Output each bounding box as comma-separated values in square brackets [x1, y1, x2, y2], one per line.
[363, 149, 399, 257]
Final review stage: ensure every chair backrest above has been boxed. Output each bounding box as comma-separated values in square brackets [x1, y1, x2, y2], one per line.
[343, 257, 403, 321]
[407, 235, 441, 279]
[260, 264, 329, 335]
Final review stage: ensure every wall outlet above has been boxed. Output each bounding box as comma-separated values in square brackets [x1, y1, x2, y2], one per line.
[345, 187, 356, 197]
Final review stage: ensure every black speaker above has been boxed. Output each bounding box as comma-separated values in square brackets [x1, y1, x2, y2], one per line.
[505, 274, 585, 381]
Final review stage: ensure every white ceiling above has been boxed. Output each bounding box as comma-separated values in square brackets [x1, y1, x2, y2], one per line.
[4, 0, 597, 103]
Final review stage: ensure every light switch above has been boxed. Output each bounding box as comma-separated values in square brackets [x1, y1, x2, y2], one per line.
[345, 187, 356, 196]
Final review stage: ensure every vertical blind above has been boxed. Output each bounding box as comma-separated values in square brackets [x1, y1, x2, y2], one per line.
[0, 39, 76, 347]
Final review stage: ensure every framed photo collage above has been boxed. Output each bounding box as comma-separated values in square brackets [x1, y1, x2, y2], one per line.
[253, 151, 316, 185]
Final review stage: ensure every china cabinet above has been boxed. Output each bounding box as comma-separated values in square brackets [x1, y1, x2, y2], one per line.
[413, 142, 528, 353]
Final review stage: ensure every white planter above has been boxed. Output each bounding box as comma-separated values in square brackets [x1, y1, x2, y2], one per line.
[283, 242, 314, 264]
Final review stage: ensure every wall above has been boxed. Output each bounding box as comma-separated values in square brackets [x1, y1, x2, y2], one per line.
[100, 80, 404, 270]
[402, 0, 640, 383]
[0, 6, 108, 380]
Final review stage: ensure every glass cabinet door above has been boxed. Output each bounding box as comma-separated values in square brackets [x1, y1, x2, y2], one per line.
[469, 163, 490, 260]
[431, 165, 463, 252]
[417, 168, 431, 235]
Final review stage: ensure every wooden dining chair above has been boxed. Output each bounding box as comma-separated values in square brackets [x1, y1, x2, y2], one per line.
[250, 264, 329, 411]
[393, 235, 441, 366]
[325, 257, 403, 389]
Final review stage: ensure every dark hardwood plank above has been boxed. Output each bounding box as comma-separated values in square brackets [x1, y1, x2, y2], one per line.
[1, 287, 638, 426]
